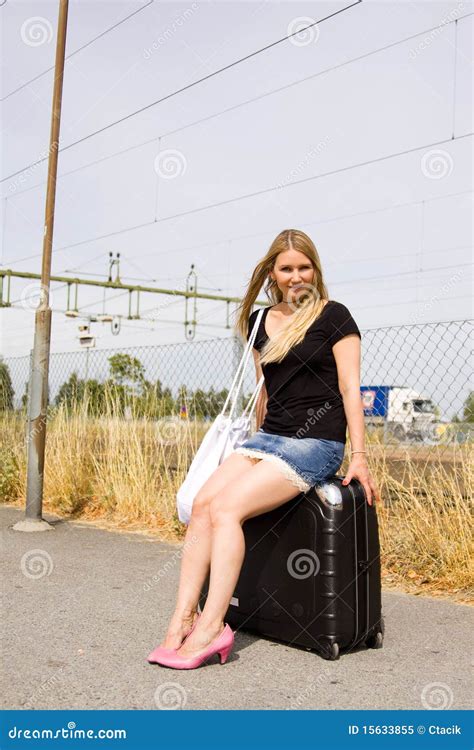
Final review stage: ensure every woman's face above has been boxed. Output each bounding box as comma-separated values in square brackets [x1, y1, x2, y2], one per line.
[269, 249, 316, 303]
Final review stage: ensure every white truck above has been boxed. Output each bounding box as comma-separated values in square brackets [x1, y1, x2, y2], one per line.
[360, 385, 440, 443]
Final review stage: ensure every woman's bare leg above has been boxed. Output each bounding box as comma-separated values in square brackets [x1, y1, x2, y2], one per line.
[160, 452, 259, 649]
[175, 460, 301, 657]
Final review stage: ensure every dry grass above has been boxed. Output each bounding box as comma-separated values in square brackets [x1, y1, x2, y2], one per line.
[1, 401, 472, 601]
[367, 435, 473, 600]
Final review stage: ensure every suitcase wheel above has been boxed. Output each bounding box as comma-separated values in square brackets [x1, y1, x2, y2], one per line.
[365, 615, 385, 650]
[320, 642, 340, 661]
[365, 631, 383, 649]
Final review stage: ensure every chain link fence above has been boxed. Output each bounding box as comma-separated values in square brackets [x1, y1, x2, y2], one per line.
[1, 319, 472, 453]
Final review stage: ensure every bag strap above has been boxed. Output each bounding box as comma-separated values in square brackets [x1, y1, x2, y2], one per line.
[226, 308, 264, 419]
[221, 308, 265, 418]
[241, 374, 265, 420]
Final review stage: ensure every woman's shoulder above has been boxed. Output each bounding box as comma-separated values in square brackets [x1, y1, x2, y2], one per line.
[323, 300, 361, 342]
[248, 306, 269, 323]
[325, 299, 353, 316]
[247, 307, 268, 341]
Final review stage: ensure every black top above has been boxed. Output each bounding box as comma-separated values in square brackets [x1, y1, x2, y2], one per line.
[247, 300, 361, 443]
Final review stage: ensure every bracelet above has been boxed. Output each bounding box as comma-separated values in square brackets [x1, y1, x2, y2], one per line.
[351, 450, 367, 454]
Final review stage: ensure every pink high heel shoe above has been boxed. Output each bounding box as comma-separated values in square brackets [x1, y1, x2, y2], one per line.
[151, 623, 234, 670]
[147, 613, 201, 663]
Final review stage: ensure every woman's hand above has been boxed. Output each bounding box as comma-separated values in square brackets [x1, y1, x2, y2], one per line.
[341, 454, 380, 506]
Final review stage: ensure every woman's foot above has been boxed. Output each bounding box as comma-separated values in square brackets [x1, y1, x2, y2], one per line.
[174, 618, 225, 659]
[159, 610, 199, 650]
[149, 624, 234, 669]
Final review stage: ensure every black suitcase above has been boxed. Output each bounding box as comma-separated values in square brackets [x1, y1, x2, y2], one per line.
[199, 476, 384, 660]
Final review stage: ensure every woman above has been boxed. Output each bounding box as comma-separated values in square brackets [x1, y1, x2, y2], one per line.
[148, 229, 380, 670]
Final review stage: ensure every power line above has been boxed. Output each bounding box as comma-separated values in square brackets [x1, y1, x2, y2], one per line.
[1, 1, 362, 185]
[3, 297, 232, 337]
[4, 6, 472, 192]
[2, 241, 471, 312]
[3, 183, 471, 270]
[1, 253, 473, 330]
[2, 293, 471, 344]
[127, 197, 472, 263]
[59, 251, 109, 274]
[17, 132, 471, 257]
[330, 262, 473, 286]
[1, 1, 155, 102]
[357, 293, 472, 314]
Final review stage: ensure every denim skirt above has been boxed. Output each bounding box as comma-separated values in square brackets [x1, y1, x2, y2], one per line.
[234, 428, 345, 492]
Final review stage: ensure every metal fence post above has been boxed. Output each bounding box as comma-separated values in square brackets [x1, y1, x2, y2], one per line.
[232, 335, 245, 415]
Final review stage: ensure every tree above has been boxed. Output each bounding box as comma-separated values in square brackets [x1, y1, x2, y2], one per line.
[0, 358, 14, 411]
[55, 373, 105, 415]
[108, 354, 146, 397]
[20, 377, 50, 412]
[100, 354, 152, 417]
[138, 379, 174, 418]
[55, 372, 84, 407]
[463, 392, 474, 423]
[21, 382, 28, 411]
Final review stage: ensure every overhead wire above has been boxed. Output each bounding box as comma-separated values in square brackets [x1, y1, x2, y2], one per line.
[1, 1, 363, 184]
[3, 6, 472, 189]
[10, 131, 469, 260]
[330, 262, 473, 286]
[2, 5, 471, 272]
[1, 5, 472, 339]
[1, 0, 155, 102]
[1, 250, 471, 319]
[2, 188, 471, 270]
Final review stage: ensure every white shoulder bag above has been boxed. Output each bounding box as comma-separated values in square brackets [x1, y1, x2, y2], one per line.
[176, 309, 265, 525]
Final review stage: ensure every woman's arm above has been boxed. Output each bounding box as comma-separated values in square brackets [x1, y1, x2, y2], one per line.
[252, 348, 268, 430]
[333, 334, 365, 452]
[332, 335, 380, 505]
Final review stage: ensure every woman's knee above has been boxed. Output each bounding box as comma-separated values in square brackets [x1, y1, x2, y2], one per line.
[209, 494, 241, 528]
[191, 491, 213, 520]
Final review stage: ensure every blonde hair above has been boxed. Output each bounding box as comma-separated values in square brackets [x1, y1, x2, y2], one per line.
[235, 229, 329, 365]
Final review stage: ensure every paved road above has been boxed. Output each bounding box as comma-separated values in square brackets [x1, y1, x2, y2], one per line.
[2, 505, 472, 711]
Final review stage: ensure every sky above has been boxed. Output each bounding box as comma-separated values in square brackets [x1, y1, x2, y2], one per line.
[1, 0, 472, 368]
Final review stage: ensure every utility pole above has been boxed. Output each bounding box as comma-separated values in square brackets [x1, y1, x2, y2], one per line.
[14, 0, 69, 532]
